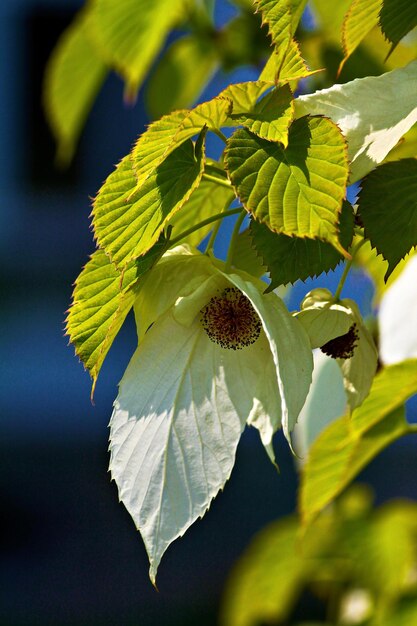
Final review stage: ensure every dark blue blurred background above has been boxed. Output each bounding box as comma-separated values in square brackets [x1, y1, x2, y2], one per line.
[2, 1, 416, 624]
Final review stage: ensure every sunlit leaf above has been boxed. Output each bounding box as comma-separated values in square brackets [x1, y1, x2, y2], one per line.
[232, 228, 267, 278]
[231, 84, 294, 145]
[145, 35, 218, 119]
[260, 38, 319, 84]
[168, 179, 234, 248]
[93, 132, 206, 269]
[358, 159, 417, 279]
[300, 360, 417, 525]
[90, 0, 186, 96]
[340, 0, 381, 67]
[295, 60, 417, 182]
[251, 200, 354, 289]
[220, 517, 329, 626]
[131, 98, 231, 189]
[224, 118, 349, 255]
[43, 9, 107, 164]
[66, 249, 138, 393]
[132, 81, 271, 191]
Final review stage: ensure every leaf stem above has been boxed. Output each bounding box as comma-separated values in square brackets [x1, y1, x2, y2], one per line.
[333, 238, 366, 302]
[169, 206, 242, 247]
[224, 209, 247, 273]
[204, 193, 235, 253]
[407, 424, 417, 434]
[202, 172, 232, 189]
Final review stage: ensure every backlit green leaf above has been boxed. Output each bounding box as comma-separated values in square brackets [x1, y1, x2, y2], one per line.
[132, 82, 271, 191]
[131, 98, 231, 189]
[93, 131, 206, 269]
[358, 159, 417, 279]
[300, 360, 417, 525]
[301, 405, 408, 526]
[341, 0, 381, 66]
[251, 200, 354, 289]
[220, 517, 326, 626]
[43, 9, 107, 164]
[232, 228, 267, 278]
[168, 179, 235, 247]
[145, 35, 218, 119]
[260, 38, 319, 83]
[295, 60, 417, 182]
[224, 118, 349, 255]
[231, 84, 294, 145]
[66, 249, 138, 394]
[89, 0, 186, 96]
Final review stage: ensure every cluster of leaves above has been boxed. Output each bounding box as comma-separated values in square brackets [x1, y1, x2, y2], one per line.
[221, 484, 417, 626]
[47, 0, 417, 584]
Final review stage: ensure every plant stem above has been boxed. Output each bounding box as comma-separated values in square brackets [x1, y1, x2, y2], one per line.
[333, 238, 366, 302]
[224, 209, 247, 273]
[169, 206, 241, 247]
[204, 193, 235, 253]
[202, 172, 231, 189]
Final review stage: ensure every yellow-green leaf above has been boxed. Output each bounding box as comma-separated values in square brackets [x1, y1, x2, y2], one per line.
[89, 0, 186, 95]
[145, 35, 218, 119]
[231, 84, 294, 145]
[300, 360, 417, 525]
[66, 249, 138, 394]
[131, 98, 231, 189]
[224, 117, 349, 255]
[43, 9, 107, 164]
[340, 0, 382, 67]
[93, 131, 206, 269]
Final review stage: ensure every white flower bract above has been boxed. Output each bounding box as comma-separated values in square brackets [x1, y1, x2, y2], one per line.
[108, 245, 313, 582]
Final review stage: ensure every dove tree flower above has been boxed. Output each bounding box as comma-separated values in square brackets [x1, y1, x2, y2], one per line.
[109, 245, 313, 582]
[59, 0, 417, 588]
[296, 288, 378, 411]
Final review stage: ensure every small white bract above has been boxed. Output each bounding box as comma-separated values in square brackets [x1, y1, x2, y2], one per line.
[296, 288, 378, 410]
[108, 245, 313, 583]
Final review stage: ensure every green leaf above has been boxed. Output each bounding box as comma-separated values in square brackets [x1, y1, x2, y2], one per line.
[301, 405, 408, 526]
[93, 132, 206, 269]
[221, 80, 273, 114]
[231, 84, 294, 145]
[260, 38, 319, 83]
[340, 0, 382, 66]
[145, 35, 218, 119]
[66, 249, 138, 394]
[300, 360, 417, 525]
[358, 159, 417, 279]
[220, 517, 324, 626]
[251, 200, 354, 289]
[295, 60, 417, 182]
[43, 9, 107, 164]
[224, 118, 349, 255]
[347, 501, 417, 603]
[89, 0, 186, 96]
[232, 228, 267, 278]
[254, 0, 292, 53]
[168, 179, 234, 248]
[132, 81, 271, 191]
[379, 0, 417, 55]
[131, 97, 231, 189]
[254, 0, 308, 47]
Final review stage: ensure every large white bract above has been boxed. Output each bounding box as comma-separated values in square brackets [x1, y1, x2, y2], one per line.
[108, 245, 313, 582]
